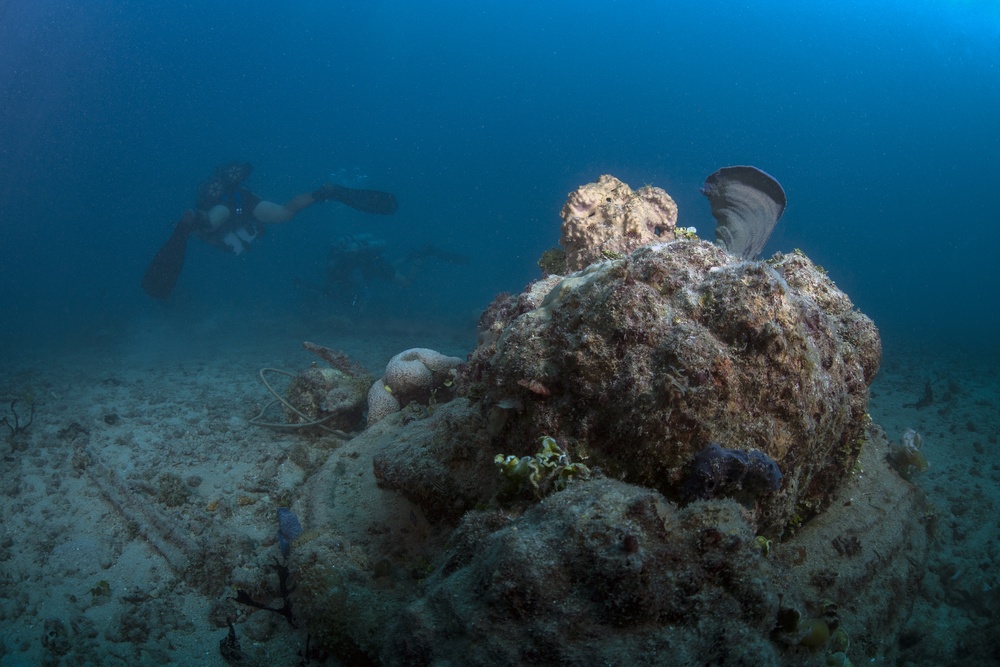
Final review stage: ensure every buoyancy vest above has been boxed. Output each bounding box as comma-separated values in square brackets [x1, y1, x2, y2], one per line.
[195, 187, 264, 254]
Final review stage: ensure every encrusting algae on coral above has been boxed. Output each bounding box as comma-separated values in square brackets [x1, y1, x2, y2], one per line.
[495, 435, 591, 497]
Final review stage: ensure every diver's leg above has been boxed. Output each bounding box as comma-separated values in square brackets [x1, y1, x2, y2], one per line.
[253, 193, 318, 224]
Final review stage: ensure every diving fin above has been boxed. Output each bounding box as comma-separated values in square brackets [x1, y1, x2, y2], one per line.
[314, 184, 398, 215]
[141, 210, 198, 299]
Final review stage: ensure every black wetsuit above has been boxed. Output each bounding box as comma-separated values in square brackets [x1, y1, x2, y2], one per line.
[195, 187, 264, 253]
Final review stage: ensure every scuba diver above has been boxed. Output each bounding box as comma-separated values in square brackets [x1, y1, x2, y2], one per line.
[299, 233, 468, 311]
[141, 161, 398, 299]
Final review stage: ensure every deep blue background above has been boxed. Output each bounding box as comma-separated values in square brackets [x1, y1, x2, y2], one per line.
[2, 0, 998, 353]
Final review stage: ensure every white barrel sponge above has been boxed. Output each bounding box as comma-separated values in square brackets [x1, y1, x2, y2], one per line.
[366, 380, 402, 427]
[367, 348, 464, 426]
[385, 348, 462, 394]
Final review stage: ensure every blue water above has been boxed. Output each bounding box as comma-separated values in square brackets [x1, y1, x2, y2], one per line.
[1, 0, 998, 352]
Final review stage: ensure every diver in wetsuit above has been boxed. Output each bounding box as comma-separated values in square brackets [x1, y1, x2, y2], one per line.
[324, 234, 400, 309]
[301, 233, 469, 311]
[141, 161, 398, 299]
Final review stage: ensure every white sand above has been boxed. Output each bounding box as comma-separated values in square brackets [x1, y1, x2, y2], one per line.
[0, 314, 471, 666]
[0, 318, 996, 665]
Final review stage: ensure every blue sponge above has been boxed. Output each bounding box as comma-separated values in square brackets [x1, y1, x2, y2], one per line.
[684, 443, 782, 501]
[276, 508, 303, 559]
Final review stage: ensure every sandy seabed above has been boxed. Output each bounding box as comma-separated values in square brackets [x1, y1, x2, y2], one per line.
[0, 312, 997, 666]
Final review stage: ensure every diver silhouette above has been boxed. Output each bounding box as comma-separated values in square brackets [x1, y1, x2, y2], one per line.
[141, 161, 398, 299]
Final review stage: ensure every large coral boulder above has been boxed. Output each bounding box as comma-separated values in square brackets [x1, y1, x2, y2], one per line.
[282, 175, 926, 665]
[381, 428, 928, 666]
[385, 478, 782, 665]
[373, 399, 498, 523]
[469, 240, 880, 536]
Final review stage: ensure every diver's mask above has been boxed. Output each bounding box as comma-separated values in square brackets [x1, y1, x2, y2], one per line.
[219, 161, 253, 188]
[196, 161, 253, 210]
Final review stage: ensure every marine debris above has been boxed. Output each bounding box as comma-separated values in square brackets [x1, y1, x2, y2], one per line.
[84, 445, 198, 574]
[249, 341, 371, 437]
